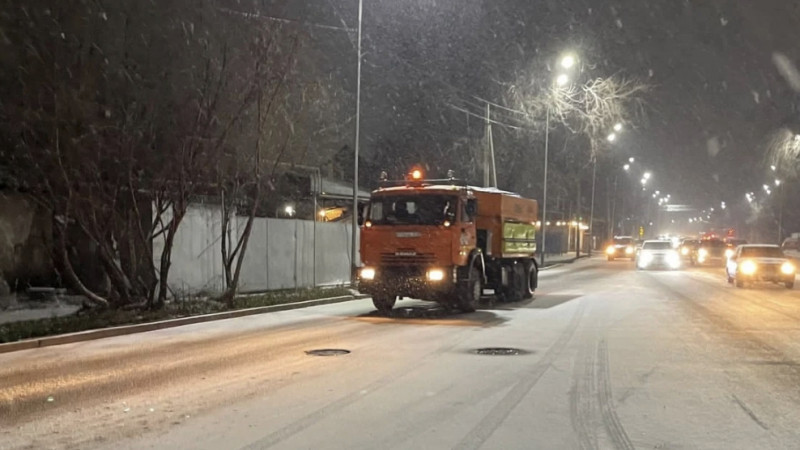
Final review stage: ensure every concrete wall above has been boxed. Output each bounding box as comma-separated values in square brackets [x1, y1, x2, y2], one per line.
[159, 203, 358, 295]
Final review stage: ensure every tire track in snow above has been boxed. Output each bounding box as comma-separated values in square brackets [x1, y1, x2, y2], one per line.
[453, 299, 587, 450]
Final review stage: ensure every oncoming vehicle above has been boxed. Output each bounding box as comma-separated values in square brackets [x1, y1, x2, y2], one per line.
[679, 239, 700, 264]
[726, 244, 796, 289]
[782, 236, 800, 260]
[358, 169, 539, 313]
[694, 238, 728, 266]
[605, 236, 635, 261]
[636, 240, 681, 270]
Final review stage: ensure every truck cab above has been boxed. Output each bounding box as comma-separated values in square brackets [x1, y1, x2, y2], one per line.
[358, 169, 538, 314]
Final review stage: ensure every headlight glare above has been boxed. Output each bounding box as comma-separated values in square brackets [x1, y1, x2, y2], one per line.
[606, 246, 615, 255]
[625, 246, 634, 255]
[740, 260, 757, 275]
[360, 267, 376, 280]
[781, 262, 796, 275]
[681, 247, 689, 255]
[426, 268, 445, 282]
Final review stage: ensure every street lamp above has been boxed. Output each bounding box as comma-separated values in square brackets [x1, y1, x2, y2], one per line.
[607, 133, 617, 142]
[351, 0, 364, 279]
[623, 163, 630, 171]
[542, 53, 577, 267]
[560, 54, 576, 69]
[614, 123, 623, 132]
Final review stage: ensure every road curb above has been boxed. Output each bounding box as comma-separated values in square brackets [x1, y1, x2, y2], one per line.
[541, 255, 591, 270]
[0, 294, 369, 355]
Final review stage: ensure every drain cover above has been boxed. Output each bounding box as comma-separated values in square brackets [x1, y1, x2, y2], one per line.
[305, 349, 351, 356]
[474, 347, 522, 356]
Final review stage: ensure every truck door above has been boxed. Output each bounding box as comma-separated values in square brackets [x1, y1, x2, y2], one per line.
[456, 198, 477, 266]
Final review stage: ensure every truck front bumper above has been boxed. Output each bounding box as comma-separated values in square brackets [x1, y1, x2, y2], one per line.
[358, 266, 456, 301]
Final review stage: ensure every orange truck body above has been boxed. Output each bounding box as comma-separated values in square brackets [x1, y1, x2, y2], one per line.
[358, 179, 539, 311]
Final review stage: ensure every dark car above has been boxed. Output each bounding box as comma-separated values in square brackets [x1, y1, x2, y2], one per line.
[679, 239, 700, 264]
[694, 239, 728, 266]
[726, 244, 796, 289]
[605, 236, 636, 261]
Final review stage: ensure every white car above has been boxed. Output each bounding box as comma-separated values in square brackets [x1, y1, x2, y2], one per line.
[636, 240, 681, 270]
[726, 244, 795, 289]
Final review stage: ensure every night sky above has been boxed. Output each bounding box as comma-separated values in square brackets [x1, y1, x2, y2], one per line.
[268, 0, 800, 233]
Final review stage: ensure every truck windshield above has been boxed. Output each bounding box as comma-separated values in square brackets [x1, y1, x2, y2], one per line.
[369, 195, 457, 225]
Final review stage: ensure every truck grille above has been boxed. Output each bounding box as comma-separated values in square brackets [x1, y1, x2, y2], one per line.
[380, 252, 437, 265]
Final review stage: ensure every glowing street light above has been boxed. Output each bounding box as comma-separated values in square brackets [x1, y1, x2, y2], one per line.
[623, 164, 630, 171]
[771, 165, 777, 171]
[614, 123, 623, 132]
[629, 157, 635, 163]
[775, 179, 782, 186]
[643, 172, 652, 180]
[560, 54, 576, 69]
[607, 133, 617, 142]
[556, 74, 570, 87]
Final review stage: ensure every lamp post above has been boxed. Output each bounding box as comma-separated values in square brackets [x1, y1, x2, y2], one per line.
[350, 0, 363, 280]
[541, 53, 576, 267]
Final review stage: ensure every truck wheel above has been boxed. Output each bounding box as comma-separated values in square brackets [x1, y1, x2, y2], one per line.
[457, 267, 481, 313]
[501, 264, 525, 303]
[372, 294, 396, 313]
[523, 261, 536, 299]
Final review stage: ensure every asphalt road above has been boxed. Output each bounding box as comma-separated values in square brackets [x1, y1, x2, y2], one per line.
[3, 257, 800, 449]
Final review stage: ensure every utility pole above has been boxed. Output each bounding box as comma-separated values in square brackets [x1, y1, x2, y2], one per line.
[588, 156, 597, 256]
[541, 108, 550, 267]
[484, 103, 497, 187]
[350, 0, 363, 281]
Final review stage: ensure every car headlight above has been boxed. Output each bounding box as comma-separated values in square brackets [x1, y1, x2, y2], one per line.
[725, 248, 735, 259]
[426, 268, 445, 282]
[740, 260, 757, 275]
[666, 251, 681, 268]
[699, 248, 708, 257]
[360, 267, 376, 280]
[781, 262, 796, 275]
[681, 247, 689, 255]
[640, 252, 653, 266]
[606, 246, 616, 255]
[625, 246, 634, 255]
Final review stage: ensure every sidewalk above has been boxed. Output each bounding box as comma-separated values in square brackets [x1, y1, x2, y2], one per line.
[540, 252, 593, 268]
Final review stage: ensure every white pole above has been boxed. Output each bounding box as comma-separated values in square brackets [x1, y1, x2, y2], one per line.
[588, 156, 597, 256]
[488, 104, 497, 187]
[350, 0, 363, 281]
[541, 107, 549, 266]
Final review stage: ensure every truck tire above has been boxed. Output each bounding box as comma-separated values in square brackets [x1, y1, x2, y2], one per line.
[372, 294, 396, 313]
[501, 264, 525, 302]
[523, 261, 537, 299]
[457, 267, 481, 313]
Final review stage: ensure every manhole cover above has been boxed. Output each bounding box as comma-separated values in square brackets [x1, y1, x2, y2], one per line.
[305, 349, 351, 356]
[474, 347, 522, 356]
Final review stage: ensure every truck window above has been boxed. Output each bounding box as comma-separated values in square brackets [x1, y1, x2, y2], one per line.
[369, 195, 458, 225]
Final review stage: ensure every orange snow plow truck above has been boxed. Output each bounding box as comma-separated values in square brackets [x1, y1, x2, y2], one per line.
[358, 168, 539, 313]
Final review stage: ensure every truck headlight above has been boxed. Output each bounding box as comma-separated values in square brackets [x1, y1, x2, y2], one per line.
[781, 262, 796, 275]
[606, 246, 616, 255]
[361, 267, 376, 280]
[740, 260, 757, 275]
[426, 268, 445, 282]
[625, 246, 634, 255]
